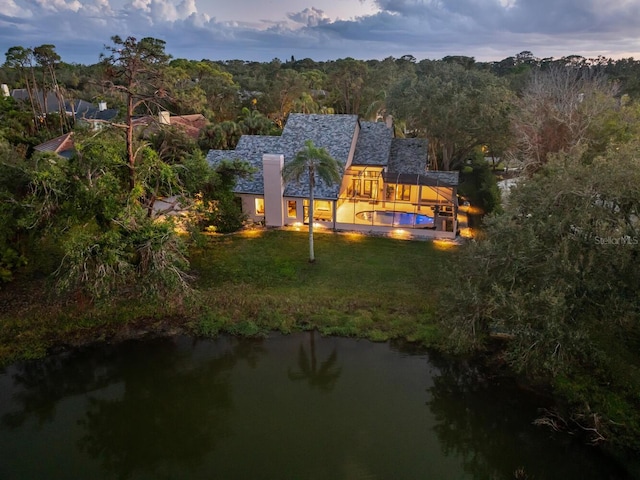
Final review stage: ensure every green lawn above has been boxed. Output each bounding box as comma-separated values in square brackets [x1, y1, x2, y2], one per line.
[191, 229, 453, 341]
[0, 229, 454, 365]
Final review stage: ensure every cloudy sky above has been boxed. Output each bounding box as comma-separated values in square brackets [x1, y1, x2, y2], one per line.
[1, 0, 640, 65]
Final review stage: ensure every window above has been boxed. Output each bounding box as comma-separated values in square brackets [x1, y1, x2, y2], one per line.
[351, 179, 361, 197]
[396, 184, 411, 201]
[255, 198, 265, 215]
[315, 200, 331, 212]
[303, 199, 333, 222]
[363, 180, 378, 199]
[287, 200, 297, 218]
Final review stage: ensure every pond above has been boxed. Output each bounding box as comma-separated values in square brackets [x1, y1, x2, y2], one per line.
[0, 333, 634, 479]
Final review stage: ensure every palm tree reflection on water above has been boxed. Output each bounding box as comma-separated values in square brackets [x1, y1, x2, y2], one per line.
[288, 331, 342, 393]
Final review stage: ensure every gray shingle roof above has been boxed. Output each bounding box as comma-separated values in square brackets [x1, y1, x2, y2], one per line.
[352, 121, 392, 166]
[206, 114, 445, 199]
[279, 114, 358, 198]
[207, 114, 359, 199]
[228, 136, 281, 194]
[388, 138, 429, 174]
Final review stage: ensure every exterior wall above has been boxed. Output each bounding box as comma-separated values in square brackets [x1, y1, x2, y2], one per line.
[238, 192, 457, 238]
[262, 154, 285, 227]
[239, 194, 265, 223]
[282, 197, 336, 227]
[283, 197, 302, 225]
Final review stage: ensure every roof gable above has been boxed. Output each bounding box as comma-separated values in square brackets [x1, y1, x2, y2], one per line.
[352, 121, 393, 166]
[34, 132, 74, 157]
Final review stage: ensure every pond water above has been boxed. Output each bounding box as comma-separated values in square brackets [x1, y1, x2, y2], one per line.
[0, 333, 634, 480]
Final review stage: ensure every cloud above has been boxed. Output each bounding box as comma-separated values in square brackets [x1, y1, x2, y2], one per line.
[0, 0, 639, 65]
[0, 0, 33, 17]
[32, 0, 83, 12]
[287, 7, 330, 27]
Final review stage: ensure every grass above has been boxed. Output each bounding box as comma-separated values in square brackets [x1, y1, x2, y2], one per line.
[0, 229, 455, 365]
[190, 229, 451, 341]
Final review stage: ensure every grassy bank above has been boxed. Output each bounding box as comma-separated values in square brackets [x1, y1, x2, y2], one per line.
[0, 229, 454, 365]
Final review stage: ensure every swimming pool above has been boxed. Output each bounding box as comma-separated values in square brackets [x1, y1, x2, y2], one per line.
[356, 210, 435, 228]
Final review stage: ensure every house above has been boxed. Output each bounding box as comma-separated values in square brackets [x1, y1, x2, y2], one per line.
[34, 132, 75, 158]
[206, 113, 459, 239]
[73, 100, 119, 130]
[132, 112, 208, 140]
[10, 88, 119, 127]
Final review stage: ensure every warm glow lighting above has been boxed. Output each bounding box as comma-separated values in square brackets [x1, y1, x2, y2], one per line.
[344, 232, 364, 242]
[389, 229, 411, 240]
[459, 227, 475, 239]
[241, 228, 263, 238]
[465, 206, 484, 215]
[433, 239, 458, 251]
[312, 222, 325, 229]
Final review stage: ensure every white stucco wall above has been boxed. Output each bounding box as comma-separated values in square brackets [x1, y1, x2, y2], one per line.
[263, 154, 285, 227]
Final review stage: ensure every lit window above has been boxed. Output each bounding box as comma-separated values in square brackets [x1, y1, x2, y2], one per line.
[396, 184, 411, 201]
[287, 200, 297, 218]
[303, 199, 333, 221]
[255, 198, 265, 215]
[315, 200, 331, 211]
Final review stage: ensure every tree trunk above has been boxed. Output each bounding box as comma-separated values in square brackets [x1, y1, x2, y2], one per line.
[126, 93, 135, 191]
[308, 167, 315, 263]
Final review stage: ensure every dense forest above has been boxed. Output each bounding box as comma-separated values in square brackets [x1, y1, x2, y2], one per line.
[1, 39, 640, 453]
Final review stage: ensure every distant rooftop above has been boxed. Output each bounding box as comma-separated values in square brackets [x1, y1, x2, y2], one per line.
[34, 132, 75, 158]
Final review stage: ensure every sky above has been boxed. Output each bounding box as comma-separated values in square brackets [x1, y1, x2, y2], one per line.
[1, 0, 640, 65]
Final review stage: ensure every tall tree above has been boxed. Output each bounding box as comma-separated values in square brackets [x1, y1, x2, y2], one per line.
[33, 44, 68, 134]
[4, 46, 41, 131]
[388, 61, 514, 170]
[100, 36, 171, 191]
[328, 58, 368, 114]
[282, 140, 341, 263]
[438, 140, 640, 447]
[512, 65, 619, 171]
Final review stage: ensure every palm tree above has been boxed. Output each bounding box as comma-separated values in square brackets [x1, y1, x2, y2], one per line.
[282, 140, 342, 263]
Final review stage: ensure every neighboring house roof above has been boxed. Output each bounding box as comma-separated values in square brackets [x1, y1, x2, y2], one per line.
[34, 132, 74, 158]
[132, 113, 208, 140]
[206, 113, 448, 200]
[168, 114, 208, 139]
[73, 100, 119, 122]
[11, 89, 119, 122]
[12, 89, 67, 114]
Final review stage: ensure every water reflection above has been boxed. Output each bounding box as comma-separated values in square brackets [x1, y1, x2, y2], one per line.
[2, 336, 266, 479]
[288, 331, 342, 392]
[2, 346, 124, 430]
[427, 352, 634, 480]
[0, 334, 634, 480]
